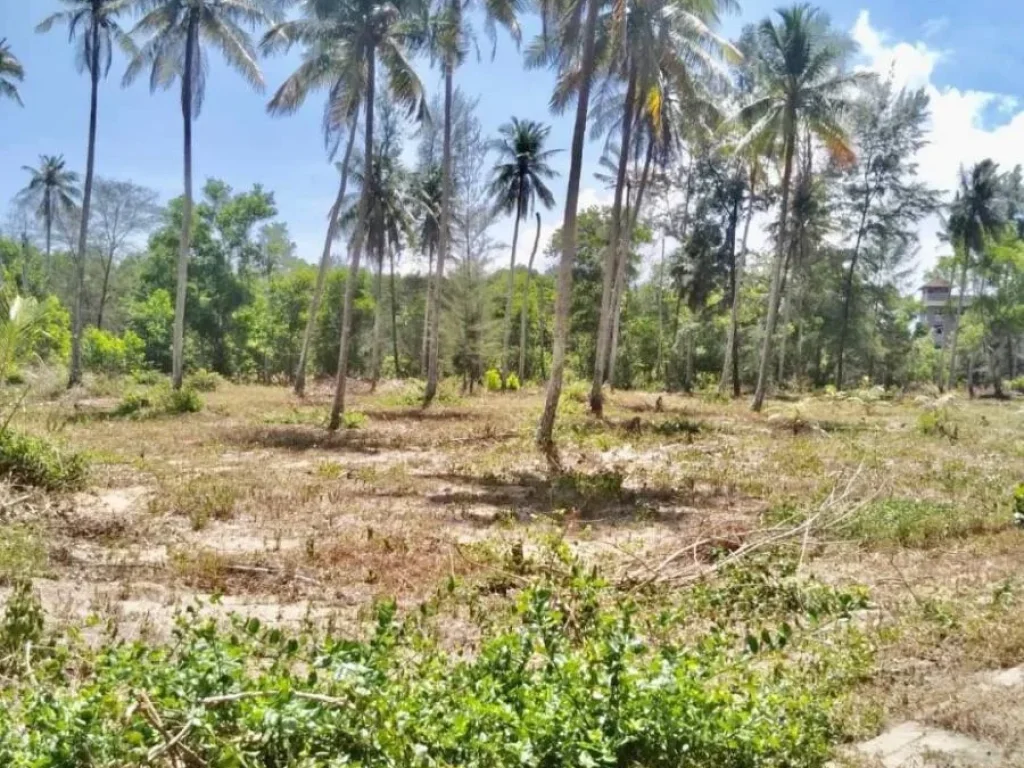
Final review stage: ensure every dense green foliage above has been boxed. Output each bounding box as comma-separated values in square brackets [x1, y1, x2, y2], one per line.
[0, 554, 871, 768]
[0, 429, 86, 491]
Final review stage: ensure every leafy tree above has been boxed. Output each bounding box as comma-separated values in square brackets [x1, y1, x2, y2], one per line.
[0, 38, 25, 107]
[488, 117, 558, 385]
[735, 4, 863, 411]
[123, 0, 279, 389]
[18, 155, 81, 270]
[834, 79, 938, 388]
[945, 159, 1006, 389]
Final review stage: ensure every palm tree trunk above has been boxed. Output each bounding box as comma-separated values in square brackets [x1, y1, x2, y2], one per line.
[538, 0, 600, 451]
[370, 246, 384, 393]
[172, 15, 198, 391]
[751, 118, 796, 412]
[424, 58, 454, 405]
[721, 189, 754, 396]
[390, 245, 401, 379]
[945, 255, 969, 391]
[69, 22, 101, 389]
[329, 48, 375, 431]
[97, 246, 115, 329]
[656, 236, 666, 382]
[500, 202, 523, 386]
[518, 212, 541, 382]
[44, 195, 52, 279]
[590, 69, 637, 416]
[836, 191, 872, 389]
[295, 111, 358, 396]
[421, 243, 434, 374]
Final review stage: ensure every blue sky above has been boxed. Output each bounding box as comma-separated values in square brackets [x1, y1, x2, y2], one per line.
[3, 0, 1024, 274]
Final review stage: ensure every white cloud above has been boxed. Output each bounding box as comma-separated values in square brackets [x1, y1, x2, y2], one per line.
[851, 10, 1024, 275]
[921, 17, 949, 39]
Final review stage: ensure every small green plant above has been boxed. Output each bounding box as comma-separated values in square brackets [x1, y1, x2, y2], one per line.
[562, 380, 589, 403]
[186, 368, 222, 392]
[153, 478, 240, 531]
[130, 369, 163, 386]
[917, 407, 958, 440]
[114, 390, 153, 417]
[483, 368, 502, 392]
[0, 526, 47, 585]
[1014, 483, 1024, 528]
[162, 386, 203, 414]
[0, 579, 43, 665]
[0, 429, 87, 490]
[505, 372, 521, 391]
[343, 410, 367, 429]
[315, 460, 344, 479]
[841, 498, 1003, 548]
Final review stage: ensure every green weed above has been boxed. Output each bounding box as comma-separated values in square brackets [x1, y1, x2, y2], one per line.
[0, 429, 87, 491]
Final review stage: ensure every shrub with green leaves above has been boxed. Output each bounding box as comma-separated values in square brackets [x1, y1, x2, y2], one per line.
[505, 372, 521, 391]
[0, 428, 86, 490]
[185, 368, 222, 392]
[0, 564, 866, 767]
[82, 327, 145, 375]
[162, 387, 203, 414]
[483, 368, 503, 392]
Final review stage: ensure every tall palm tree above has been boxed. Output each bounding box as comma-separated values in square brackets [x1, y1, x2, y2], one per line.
[18, 155, 81, 272]
[588, 0, 736, 416]
[517, 211, 542, 380]
[38, 0, 134, 387]
[416, 164, 443, 373]
[946, 159, 1006, 390]
[123, 0, 278, 390]
[304, 0, 425, 429]
[0, 39, 25, 106]
[261, 0, 365, 397]
[422, 0, 522, 406]
[734, 4, 861, 412]
[488, 117, 558, 386]
[534, 0, 602, 453]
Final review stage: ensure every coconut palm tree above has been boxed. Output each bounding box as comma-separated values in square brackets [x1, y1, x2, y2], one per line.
[38, 0, 134, 387]
[416, 164, 443, 373]
[588, 0, 737, 416]
[421, 0, 523, 406]
[0, 39, 25, 106]
[123, 0, 279, 390]
[533, 0, 602, 453]
[261, 0, 365, 397]
[18, 155, 81, 272]
[294, 0, 425, 429]
[946, 159, 1006, 390]
[734, 4, 862, 412]
[488, 117, 558, 386]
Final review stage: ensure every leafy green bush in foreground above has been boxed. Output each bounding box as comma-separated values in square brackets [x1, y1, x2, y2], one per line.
[0, 561, 870, 767]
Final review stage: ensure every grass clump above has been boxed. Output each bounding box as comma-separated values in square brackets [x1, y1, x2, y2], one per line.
[841, 498, 1006, 548]
[153, 477, 240, 531]
[0, 563, 869, 768]
[0, 525, 47, 585]
[0, 429, 87, 490]
[163, 386, 204, 414]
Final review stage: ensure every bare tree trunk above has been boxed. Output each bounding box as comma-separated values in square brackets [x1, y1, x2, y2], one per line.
[751, 118, 796, 412]
[500, 201, 523, 387]
[721, 190, 753, 396]
[295, 112, 358, 396]
[172, 16, 198, 391]
[421, 242, 434, 375]
[96, 246, 115, 330]
[656, 236, 666, 382]
[945, 255, 969, 391]
[590, 69, 637, 416]
[424, 60, 453, 405]
[390, 245, 401, 379]
[836, 188, 872, 389]
[518, 212, 541, 382]
[537, 0, 599, 451]
[329, 48, 375, 430]
[370, 246, 384, 392]
[776, 254, 794, 385]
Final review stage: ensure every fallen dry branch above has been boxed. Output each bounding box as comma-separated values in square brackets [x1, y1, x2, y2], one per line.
[625, 464, 877, 588]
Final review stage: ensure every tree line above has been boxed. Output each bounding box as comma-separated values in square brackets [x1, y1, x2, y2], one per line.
[2, 0, 1023, 452]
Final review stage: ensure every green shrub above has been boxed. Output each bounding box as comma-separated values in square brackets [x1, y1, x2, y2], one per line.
[841, 498, 1005, 548]
[114, 390, 154, 417]
[152, 478, 240, 531]
[1014, 483, 1024, 527]
[162, 387, 203, 414]
[0, 579, 43, 663]
[1010, 376, 1024, 394]
[563, 380, 589, 403]
[82, 328, 145, 375]
[505, 372, 521, 391]
[343, 411, 366, 429]
[0, 526, 47, 585]
[0, 429, 87, 491]
[0, 568, 863, 767]
[186, 368, 222, 392]
[917, 407, 958, 440]
[131, 369, 163, 386]
[483, 368, 503, 392]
